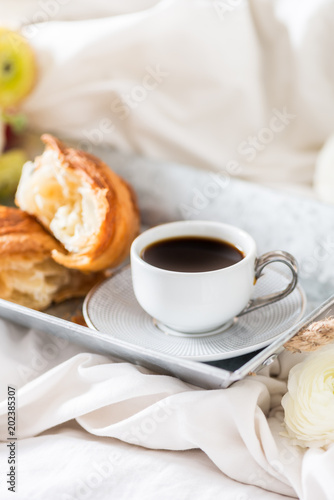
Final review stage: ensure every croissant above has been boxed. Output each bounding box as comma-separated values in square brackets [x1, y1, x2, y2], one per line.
[15, 134, 140, 271]
[0, 206, 104, 310]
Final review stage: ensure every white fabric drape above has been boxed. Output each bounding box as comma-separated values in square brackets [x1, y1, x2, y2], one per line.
[0, 320, 333, 499]
[3, 0, 334, 193]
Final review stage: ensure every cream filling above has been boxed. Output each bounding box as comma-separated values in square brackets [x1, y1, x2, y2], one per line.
[16, 150, 99, 253]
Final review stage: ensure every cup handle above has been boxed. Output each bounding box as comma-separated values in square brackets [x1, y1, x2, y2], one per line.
[237, 250, 298, 316]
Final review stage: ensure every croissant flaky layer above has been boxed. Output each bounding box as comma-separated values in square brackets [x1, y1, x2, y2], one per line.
[15, 134, 140, 271]
[0, 206, 103, 310]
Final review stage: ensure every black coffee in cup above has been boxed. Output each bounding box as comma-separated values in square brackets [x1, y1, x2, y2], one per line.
[141, 236, 244, 272]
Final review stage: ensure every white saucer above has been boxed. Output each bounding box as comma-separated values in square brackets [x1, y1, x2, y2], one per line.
[83, 265, 306, 361]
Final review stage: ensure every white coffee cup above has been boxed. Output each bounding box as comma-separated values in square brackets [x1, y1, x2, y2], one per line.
[130, 220, 298, 334]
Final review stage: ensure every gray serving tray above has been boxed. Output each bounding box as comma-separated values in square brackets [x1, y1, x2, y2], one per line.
[2, 150, 334, 388]
[0, 293, 333, 389]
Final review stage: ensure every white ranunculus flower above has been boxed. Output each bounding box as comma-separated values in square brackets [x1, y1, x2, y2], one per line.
[281, 345, 334, 448]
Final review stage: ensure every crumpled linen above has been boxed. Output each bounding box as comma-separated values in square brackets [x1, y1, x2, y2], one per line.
[1, 1, 334, 499]
[0, 319, 333, 499]
[0, 424, 294, 500]
[2, 0, 333, 193]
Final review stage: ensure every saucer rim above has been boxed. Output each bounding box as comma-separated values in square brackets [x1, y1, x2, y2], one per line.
[83, 265, 307, 362]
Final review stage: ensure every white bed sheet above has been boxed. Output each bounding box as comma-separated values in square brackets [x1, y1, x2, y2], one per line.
[1, 1, 334, 498]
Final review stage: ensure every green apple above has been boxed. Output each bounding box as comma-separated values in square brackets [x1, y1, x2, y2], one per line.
[0, 28, 37, 109]
[0, 149, 27, 201]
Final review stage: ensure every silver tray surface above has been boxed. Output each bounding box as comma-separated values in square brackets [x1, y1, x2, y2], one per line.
[2, 150, 334, 387]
